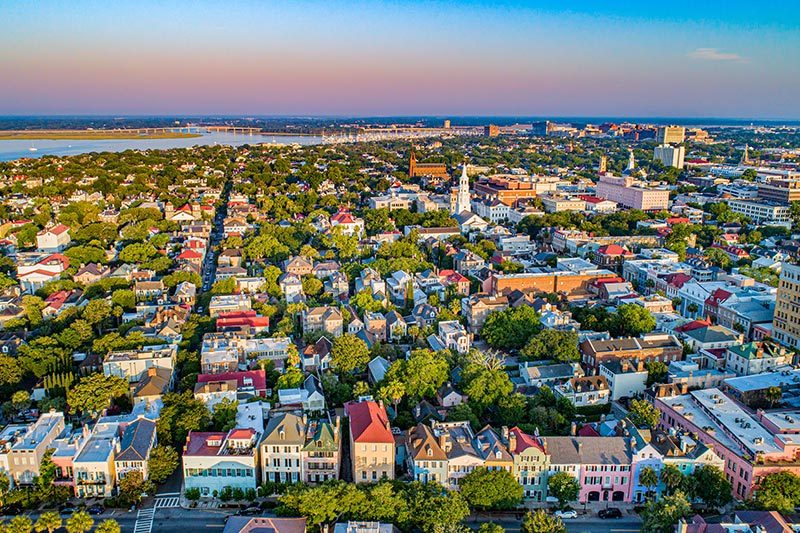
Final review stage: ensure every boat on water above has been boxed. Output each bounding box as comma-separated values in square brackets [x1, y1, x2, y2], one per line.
[28, 147, 38, 152]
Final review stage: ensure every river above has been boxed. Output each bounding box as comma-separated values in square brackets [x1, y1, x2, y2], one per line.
[0, 131, 323, 161]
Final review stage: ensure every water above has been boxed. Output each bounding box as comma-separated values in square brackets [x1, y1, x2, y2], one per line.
[0, 131, 323, 161]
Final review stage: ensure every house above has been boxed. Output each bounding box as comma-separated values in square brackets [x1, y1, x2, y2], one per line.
[134, 280, 165, 301]
[461, 294, 508, 332]
[132, 366, 172, 405]
[74, 263, 109, 285]
[385, 311, 407, 341]
[195, 370, 268, 409]
[284, 256, 314, 277]
[73, 422, 119, 498]
[303, 307, 343, 337]
[330, 208, 365, 237]
[682, 325, 741, 352]
[277, 375, 326, 412]
[429, 420, 485, 490]
[301, 417, 342, 483]
[302, 337, 333, 373]
[223, 517, 306, 533]
[367, 356, 390, 385]
[279, 273, 305, 304]
[8, 411, 65, 485]
[364, 312, 387, 343]
[580, 333, 683, 372]
[36, 224, 71, 252]
[209, 294, 251, 317]
[406, 423, 448, 485]
[436, 383, 465, 408]
[518, 362, 581, 388]
[17, 253, 70, 293]
[173, 281, 197, 307]
[599, 360, 648, 401]
[346, 400, 394, 483]
[725, 341, 791, 376]
[260, 412, 305, 484]
[503, 426, 549, 501]
[554, 376, 610, 407]
[430, 321, 470, 354]
[103, 344, 177, 384]
[114, 417, 157, 481]
[182, 428, 260, 496]
[412, 303, 438, 328]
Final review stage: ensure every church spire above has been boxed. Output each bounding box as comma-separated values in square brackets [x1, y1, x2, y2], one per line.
[453, 160, 471, 215]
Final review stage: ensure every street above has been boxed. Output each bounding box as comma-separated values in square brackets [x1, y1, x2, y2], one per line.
[470, 514, 642, 533]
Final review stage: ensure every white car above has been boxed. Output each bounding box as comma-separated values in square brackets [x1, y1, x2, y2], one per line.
[554, 510, 577, 519]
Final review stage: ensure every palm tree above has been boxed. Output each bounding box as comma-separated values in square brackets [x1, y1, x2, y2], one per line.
[660, 464, 685, 496]
[95, 520, 121, 533]
[765, 386, 783, 408]
[66, 511, 94, 533]
[34, 512, 62, 533]
[639, 466, 659, 499]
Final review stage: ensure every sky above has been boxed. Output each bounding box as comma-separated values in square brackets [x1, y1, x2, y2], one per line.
[2, 0, 799, 119]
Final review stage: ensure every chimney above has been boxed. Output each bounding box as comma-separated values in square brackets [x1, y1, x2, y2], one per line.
[501, 426, 509, 441]
[147, 367, 158, 378]
[637, 360, 645, 372]
[570, 421, 578, 436]
[439, 433, 450, 452]
[622, 360, 629, 373]
[576, 440, 583, 454]
[509, 432, 517, 453]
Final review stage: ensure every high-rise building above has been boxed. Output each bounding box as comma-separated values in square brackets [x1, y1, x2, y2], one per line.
[598, 155, 608, 174]
[656, 125, 686, 144]
[773, 264, 800, 349]
[653, 144, 685, 169]
[451, 163, 471, 214]
[484, 124, 499, 137]
[443, 119, 451, 129]
[757, 179, 800, 205]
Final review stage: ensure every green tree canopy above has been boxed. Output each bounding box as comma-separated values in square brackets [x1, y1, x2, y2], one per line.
[458, 467, 523, 511]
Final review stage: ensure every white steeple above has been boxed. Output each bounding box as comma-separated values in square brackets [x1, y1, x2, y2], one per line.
[626, 149, 636, 173]
[454, 161, 471, 214]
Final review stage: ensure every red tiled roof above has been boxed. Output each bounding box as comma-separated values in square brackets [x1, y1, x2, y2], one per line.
[675, 318, 713, 333]
[577, 424, 600, 437]
[178, 249, 203, 260]
[228, 428, 256, 440]
[596, 244, 630, 256]
[666, 273, 692, 288]
[346, 400, 393, 443]
[508, 426, 543, 454]
[184, 431, 225, 456]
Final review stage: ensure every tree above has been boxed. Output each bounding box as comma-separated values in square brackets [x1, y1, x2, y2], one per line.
[118, 471, 154, 505]
[302, 276, 323, 297]
[704, 247, 732, 269]
[611, 304, 655, 337]
[547, 472, 580, 507]
[8, 516, 33, 533]
[330, 333, 370, 373]
[82, 299, 113, 334]
[521, 330, 580, 363]
[628, 399, 661, 429]
[67, 373, 129, 415]
[645, 361, 668, 386]
[147, 445, 180, 484]
[754, 471, 800, 513]
[0, 354, 24, 387]
[461, 363, 514, 413]
[659, 464, 684, 496]
[211, 398, 239, 432]
[459, 468, 523, 511]
[686, 465, 732, 509]
[478, 524, 505, 533]
[377, 380, 405, 411]
[34, 512, 62, 533]
[384, 349, 449, 400]
[521, 510, 566, 533]
[764, 386, 783, 408]
[65, 511, 94, 533]
[640, 492, 691, 533]
[276, 367, 305, 390]
[405, 482, 470, 533]
[639, 466, 659, 499]
[95, 520, 121, 533]
[481, 306, 542, 350]
[156, 391, 210, 447]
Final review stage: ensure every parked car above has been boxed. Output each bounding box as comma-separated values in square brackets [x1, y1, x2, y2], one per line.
[554, 509, 577, 519]
[59, 505, 78, 515]
[598, 507, 622, 519]
[236, 506, 261, 516]
[87, 505, 105, 515]
[1, 504, 23, 516]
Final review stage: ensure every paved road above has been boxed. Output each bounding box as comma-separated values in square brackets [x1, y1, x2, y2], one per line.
[470, 515, 642, 533]
[201, 176, 233, 292]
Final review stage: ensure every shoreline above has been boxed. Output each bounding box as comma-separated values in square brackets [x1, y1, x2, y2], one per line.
[0, 131, 203, 141]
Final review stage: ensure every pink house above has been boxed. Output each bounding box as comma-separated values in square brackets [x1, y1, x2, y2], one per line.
[544, 436, 633, 503]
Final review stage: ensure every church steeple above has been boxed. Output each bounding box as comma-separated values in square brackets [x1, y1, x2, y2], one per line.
[453, 161, 471, 215]
[625, 149, 636, 174]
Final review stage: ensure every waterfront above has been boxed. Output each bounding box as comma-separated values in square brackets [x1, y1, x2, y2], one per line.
[0, 131, 323, 161]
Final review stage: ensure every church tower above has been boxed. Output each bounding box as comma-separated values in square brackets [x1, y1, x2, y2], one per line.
[625, 149, 636, 174]
[741, 144, 751, 165]
[598, 154, 608, 174]
[409, 150, 417, 177]
[452, 162, 471, 215]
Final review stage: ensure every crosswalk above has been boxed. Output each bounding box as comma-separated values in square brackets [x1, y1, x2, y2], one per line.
[154, 497, 180, 508]
[134, 508, 155, 533]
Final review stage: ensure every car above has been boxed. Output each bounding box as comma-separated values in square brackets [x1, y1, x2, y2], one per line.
[236, 506, 261, 516]
[554, 509, 577, 519]
[1, 504, 23, 516]
[59, 505, 78, 515]
[598, 507, 623, 519]
[87, 505, 105, 515]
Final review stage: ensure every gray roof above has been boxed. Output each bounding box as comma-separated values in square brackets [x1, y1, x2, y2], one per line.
[544, 437, 632, 465]
[262, 412, 305, 444]
[116, 418, 157, 461]
[684, 325, 739, 343]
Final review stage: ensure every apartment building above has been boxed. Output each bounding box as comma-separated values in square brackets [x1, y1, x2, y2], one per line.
[579, 333, 683, 372]
[773, 264, 800, 349]
[595, 175, 669, 211]
[8, 411, 66, 485]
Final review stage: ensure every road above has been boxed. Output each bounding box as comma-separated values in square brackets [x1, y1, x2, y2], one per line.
[470, 515, 642, 533]
[201, 175, 233, 293]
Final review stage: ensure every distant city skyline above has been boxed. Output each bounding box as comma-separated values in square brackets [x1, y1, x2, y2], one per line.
[2, 0, 799, 119]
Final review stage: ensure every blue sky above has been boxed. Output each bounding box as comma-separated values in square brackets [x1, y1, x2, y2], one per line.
[1, 0, 798, 118]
